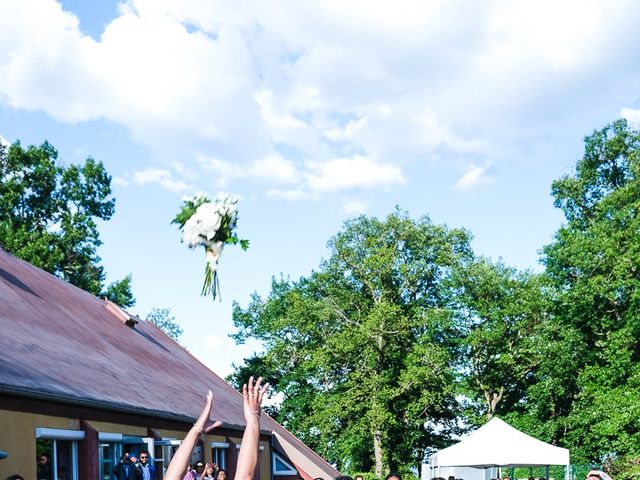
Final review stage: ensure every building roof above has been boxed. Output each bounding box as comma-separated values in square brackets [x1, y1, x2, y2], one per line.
[0, 248, 339, 479]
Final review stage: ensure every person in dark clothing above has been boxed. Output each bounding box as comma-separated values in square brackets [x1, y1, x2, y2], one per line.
[138, 451, 156, 480]
[37, 453, 52, 480]
[114, 454, 140, 480]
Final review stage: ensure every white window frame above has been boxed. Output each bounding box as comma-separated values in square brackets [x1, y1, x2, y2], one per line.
[235, 444, 265, 450]
[35, 427, 85, 441]
[35, 428, 82, 480]
[99, 441, 123, 480]
[155, 439, 182, 473]
[272, 452, 297, 476]
[98, 432, 123, 442]
[97, 431, 146, 479]
[211, 442, 229, 469]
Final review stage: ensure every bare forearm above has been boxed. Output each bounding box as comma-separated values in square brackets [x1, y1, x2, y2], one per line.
[235, 417, 260, 480]
[164, 426, 201, 480]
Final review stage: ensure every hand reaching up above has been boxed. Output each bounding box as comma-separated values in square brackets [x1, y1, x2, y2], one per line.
[164, 390, 223, 480]
[193, 390, 223, 434]
[236, 376, 270, 480]
[242, 376, 270, 422]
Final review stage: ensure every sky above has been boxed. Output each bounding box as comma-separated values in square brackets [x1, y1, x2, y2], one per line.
[2, 0, 640, 377]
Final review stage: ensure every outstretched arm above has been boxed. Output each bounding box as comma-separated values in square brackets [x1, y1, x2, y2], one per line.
[235, 376, 270, 480]
[165, 391, 222, 480]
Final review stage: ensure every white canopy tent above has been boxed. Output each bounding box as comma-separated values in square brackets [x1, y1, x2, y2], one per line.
[426, 418, 570, 480]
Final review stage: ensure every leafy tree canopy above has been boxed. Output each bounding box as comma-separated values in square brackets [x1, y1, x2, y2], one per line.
[0, 140, 134, 307]
[146, 307, 183, 342]
[454, 258, 548, 422]
[514, 119, 640, 463]
[232, 210, 473, 475]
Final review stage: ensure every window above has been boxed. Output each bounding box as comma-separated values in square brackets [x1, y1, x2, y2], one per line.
[155, 439, 182, 479]
[99, 442, 122, 480]
[211, 442, 229, 469]
[97, 432, 148, 479]
[35, 428, 84, 480]
[154, 444, 165, 480]
[272, 452, 297, 476]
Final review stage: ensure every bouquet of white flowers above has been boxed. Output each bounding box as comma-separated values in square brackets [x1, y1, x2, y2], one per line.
[173, 192, 249, 300]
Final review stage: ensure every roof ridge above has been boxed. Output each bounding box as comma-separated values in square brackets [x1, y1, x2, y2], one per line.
[0, 246, 108, 308]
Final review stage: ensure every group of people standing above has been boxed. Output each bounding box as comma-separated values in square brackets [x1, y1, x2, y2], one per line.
[111, 448, 228, 480]
[113, 452, 156, 480]
[183, 461, 225, 480]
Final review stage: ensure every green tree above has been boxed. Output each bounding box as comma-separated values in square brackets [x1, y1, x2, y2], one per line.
[455, 258, 547, 421]
[227, 354, 281, 418]
[232, 210, 473, 475]
[0, 140, 134, 307]
[146, 307, 183, 342]
[514, 119, 640, 462]
[104, 274, 135, 309]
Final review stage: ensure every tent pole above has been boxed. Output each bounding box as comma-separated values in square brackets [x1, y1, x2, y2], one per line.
[545, 466, 549, 480]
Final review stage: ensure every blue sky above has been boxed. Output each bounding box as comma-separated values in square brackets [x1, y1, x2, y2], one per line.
[2, 0, 640, 377]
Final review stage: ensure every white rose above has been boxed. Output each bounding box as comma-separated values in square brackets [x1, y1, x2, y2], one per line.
[191, 203, 222, 240]
[182, 221, 204, 247]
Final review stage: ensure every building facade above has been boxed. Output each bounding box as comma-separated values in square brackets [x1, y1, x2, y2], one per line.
[0, 249, 339, 480]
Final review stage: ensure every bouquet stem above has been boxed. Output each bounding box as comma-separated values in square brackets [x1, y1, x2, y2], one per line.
[201, 262, 221, 299]
[202, 245, 223, 300]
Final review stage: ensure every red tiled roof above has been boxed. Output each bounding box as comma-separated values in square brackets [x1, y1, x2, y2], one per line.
[0, 248, 339, 479]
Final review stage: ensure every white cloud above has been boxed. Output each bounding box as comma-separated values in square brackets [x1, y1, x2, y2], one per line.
[267, 187, 308, 201]
[418, 111, 488, 153]
[0, 0, 267, 161]
[112, 176, 130, 187]
[172, 161, 199, 180]
[255, 90, 307, 132]
[250, 155, 300, 184]
[2, 0, 640, 191]
[342, 200, 367, 215]
[198, 153, 300, 187]
[621, 107, 640, 128]
[197, 156, 244, 188]
[132, 168, 191, 192]
[306, 155, 405, 192]
[325, 116, 368, 142]
[454, 163, 495, 191]
[204, 334, 225, 349]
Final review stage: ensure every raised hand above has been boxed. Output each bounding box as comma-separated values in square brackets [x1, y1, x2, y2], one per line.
[165, 390, 222, 480]
[242, 376, 270, 422]
[236, 376, 270, 480]
[193, 390, 223, 434]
